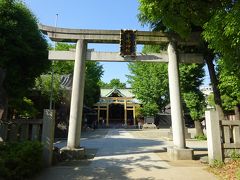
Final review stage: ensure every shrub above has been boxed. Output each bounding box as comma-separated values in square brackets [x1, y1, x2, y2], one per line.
[194, 135, 207, 140]
[0, 141, 43, 180]
[230, 150, 240, 160]
[236, 168, 240, 179]
[210, 159, 224, 168]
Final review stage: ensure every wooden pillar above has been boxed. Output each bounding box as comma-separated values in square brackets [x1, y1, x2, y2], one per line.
[106, 104, 109, 126]
[133, 105, 136, 126]
[124, 100, 127, 125]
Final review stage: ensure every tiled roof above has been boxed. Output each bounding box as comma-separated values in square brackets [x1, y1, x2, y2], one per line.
[100, 88, 141, 104]
[100, 88, 134, 98]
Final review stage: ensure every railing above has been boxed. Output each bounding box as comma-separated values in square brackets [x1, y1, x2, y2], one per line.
[205, 110, 240, 164]
[0, 119, 43, 142]
[0, 110, 56, 167]
[220, 120, 240, 157]
[225, 114, 237, 120]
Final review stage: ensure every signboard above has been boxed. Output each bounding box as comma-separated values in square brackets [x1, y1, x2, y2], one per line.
[120, 30, 136, 57]
[144, 116, 155, 124]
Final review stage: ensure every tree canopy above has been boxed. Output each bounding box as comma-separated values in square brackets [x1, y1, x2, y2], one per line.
[128, 62, 168, 115]
[84, 61, 104, 106]
[35, 43, 104, 108]
[218, 59, 240, 111]
[0, 0, 49, 99]
[138, 0, 227, 37]
[127, 45, 169, 116]
[203, 1, 240, 67]
[128, 44, 205, 121]
[180, 64, 206, 121]
[0, 0, 49, 118]
[137, 0, 240, 118]
[99, 78, 126, 89]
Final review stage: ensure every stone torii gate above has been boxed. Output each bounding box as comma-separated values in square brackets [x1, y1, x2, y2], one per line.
[39, 24, 202, 160]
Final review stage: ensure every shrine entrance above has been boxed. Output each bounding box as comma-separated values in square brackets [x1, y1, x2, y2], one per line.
[39, 24, 202, 160]
[94, 88, 139, 127]
[109, 104, 124, 124]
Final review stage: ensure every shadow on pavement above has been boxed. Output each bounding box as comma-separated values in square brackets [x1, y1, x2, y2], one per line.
[36, 154, 167, 180]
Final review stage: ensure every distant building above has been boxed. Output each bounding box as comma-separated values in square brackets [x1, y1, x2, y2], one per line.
[200, 85, 213, 96]
[200, 85, 214, 109]
[94, 88, 140, 127]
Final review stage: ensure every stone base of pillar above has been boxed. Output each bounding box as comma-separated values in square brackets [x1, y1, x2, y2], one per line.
[167, 146, 193, 160]
[60, 147, 85, 160]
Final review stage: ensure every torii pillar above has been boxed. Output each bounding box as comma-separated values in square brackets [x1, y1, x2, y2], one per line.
[167, 41, 193, 160]
[60, 39, 86, 158]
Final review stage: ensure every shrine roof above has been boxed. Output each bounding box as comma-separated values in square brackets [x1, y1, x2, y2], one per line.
[101, 88, 134, 98]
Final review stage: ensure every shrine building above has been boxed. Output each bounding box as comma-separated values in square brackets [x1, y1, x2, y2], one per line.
[94, 88, 140, 127]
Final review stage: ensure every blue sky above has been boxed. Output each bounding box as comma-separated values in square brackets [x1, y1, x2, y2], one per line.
[24, 0, 149, 85]
[24, 0, 210, 86]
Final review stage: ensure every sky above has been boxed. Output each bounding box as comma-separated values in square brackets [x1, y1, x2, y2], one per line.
[24, 0, 210, 86]
[23, 0, 149, 86]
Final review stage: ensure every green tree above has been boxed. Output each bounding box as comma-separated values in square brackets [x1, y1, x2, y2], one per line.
[127, 45, 169, 116]
[179, 64, 205, 93]
[98, 80, 108, 88]
[137, 0, 230, 118]
[128, 62, 169, 116]
[179, 63, 206, 135]
[185, 94, 206, 137]
[203, 1, 240, 68]
[202, 2, 240, 118]
[179, 57, 206, 136]
[52, 43, 75, 74]
[0, 0, 49, 119]
[138, 0, 223, 37]
[100, 78, 126, 89]
[35, 43, 104, 108]
[84, 61, 104, 107]
[35, 74, 63, 105]
[128, 44, 206, 134]
[182, 90, 206, 136]
[218, 59, 240, 119]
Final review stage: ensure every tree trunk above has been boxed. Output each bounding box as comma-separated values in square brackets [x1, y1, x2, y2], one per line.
[204, 51, 224, 120]
[194, 120, 204, 136]
[235, 104, 240, 120]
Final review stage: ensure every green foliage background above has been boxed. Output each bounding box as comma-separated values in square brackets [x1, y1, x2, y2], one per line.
[128, 44, 205, 120]
[0, 0, 49, 100]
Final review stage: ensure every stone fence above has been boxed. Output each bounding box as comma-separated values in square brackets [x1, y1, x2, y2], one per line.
[0, 119, 42, 142]
[220, 120, 240, 157]
[205, 110, 240, 164]
[0, 109, 55, 167]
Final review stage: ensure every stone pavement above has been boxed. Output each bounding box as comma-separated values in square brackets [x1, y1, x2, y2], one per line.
[35, 129, 217, 180]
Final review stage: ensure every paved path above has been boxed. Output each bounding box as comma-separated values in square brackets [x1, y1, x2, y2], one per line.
[36, 129, 217, 180]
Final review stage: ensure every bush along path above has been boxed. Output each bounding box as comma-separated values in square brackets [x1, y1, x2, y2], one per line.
[0, 141, 43, 180]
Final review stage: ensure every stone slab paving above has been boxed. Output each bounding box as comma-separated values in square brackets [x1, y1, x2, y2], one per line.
[35, 129, 217, 180]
